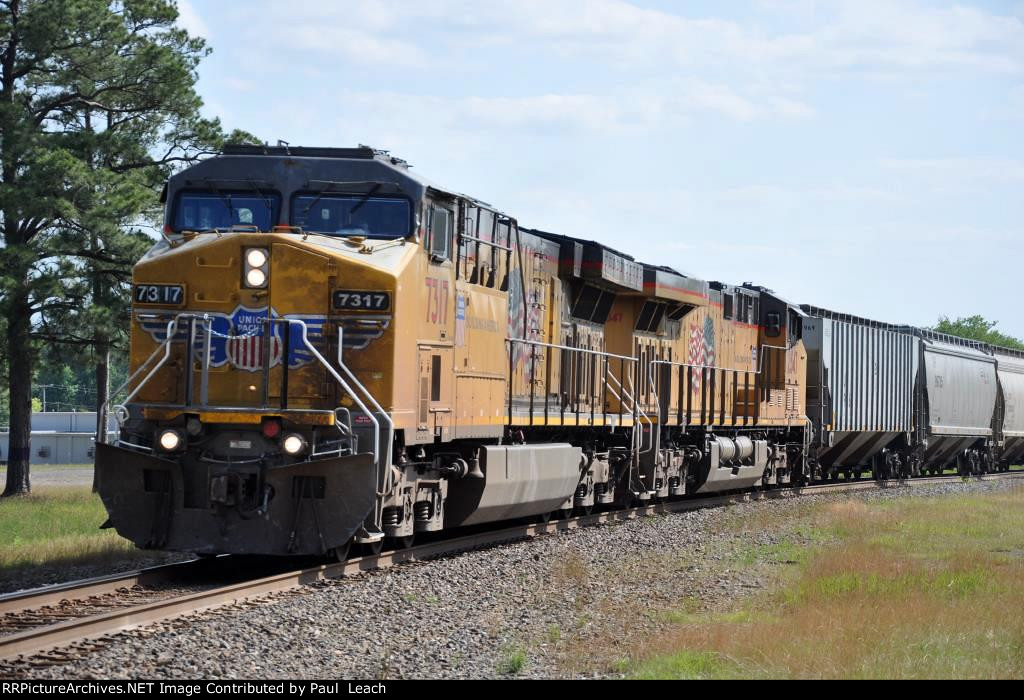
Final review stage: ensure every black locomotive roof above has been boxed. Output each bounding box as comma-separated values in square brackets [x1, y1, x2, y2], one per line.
[642, 263, 709, 303]
[522, 227, 644, 293]
[166, 145, 469, 206]
[222, 145, 381, 160]
[524, 228, 636, 263]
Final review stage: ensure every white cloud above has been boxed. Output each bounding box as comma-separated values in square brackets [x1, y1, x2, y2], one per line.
[175, 0, 210, 39]
[282, 27, 427, 68]
[879, 157, 1024, 185]
[493, 2, 1002, 73]
[245, 0, 1024, 77]
[295, 84, 813, 142]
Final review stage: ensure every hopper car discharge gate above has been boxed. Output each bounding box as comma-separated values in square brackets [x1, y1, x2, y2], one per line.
[96, 313, 393, 554]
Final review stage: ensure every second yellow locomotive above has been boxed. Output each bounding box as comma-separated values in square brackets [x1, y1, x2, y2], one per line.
[96, 145, 808, 558]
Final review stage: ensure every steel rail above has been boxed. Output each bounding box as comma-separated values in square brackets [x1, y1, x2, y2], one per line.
[0, 559, 205, 617]
[2, 472, 1021, 663]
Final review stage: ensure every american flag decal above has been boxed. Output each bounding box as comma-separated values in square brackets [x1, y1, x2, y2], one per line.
[226, 334, 283, 372]
[688, 316, 716, 396]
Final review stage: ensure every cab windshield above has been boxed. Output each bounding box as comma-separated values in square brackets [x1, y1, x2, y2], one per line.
[291, 194, 412, 239]
[173, 191, 279, 232]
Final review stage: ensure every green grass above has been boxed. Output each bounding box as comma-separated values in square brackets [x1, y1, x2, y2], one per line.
[729, 537, 810, 567]
[630, 650, 746, 680]
[626, 485, 1024, 679]
[0, 463, 93, 473]
[0, 484, 142, 574]
[497, 646, 527, 675]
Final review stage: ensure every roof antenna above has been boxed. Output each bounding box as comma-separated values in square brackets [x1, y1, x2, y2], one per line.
[277, 139, 291, 155]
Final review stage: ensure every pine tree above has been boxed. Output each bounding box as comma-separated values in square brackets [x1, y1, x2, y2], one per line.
[1, 0, 230, 496]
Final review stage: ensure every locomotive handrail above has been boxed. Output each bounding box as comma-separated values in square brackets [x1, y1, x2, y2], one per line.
[506, 336, 654, 493]
[101, 314, 384, 471]
[623, 371, 656, 456]
[459, 233, 513, 252]
[102, 314, 203, 443]
[603, 365, 652, 451]
[286, 320, 388, 538]
[507, 338, 641, 424]
[643, 343, 790, 379]
[645, 343, 791, 408]
[645, 342, 800, 462]
[756, 343, 790, 375]
[336, 327, 395, 495]
[507, 337, 637, 363]
[603, 366, 653, 454]
[506, 336, 646, 429]
[284, 319, 381, 465]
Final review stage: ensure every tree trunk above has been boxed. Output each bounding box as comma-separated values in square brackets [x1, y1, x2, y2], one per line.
[3, 295, 32, 497]
[92, 341, 109, 493]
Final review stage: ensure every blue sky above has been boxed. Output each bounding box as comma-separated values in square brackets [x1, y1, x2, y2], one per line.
[178, 0, 1024, 336]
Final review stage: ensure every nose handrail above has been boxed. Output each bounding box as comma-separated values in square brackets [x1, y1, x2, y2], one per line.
[102, 313, 207, 444]
[337, 327, 395, 495]
[101, 314, 392, 494]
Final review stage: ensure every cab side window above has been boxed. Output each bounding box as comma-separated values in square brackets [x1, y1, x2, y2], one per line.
[428, 206, 452, 262]
[788, 310, 803, 344]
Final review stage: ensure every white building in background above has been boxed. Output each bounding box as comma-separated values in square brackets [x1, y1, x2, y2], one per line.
[0, 412, 117, 465]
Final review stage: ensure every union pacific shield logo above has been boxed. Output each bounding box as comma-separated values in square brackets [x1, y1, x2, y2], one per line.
[138, 305, 327, 373]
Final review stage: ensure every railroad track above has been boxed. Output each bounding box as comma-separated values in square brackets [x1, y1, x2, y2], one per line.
[2, 471, 1021, 667]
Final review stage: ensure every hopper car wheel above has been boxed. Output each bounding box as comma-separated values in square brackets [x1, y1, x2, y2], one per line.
[534, 511, 552, 524]
[363, 539, 385, 556]
[557, 508, 574, 521]
[391, 534, 415, 550]
[576, 505, 594, 517]
[331, 539, 352, 562]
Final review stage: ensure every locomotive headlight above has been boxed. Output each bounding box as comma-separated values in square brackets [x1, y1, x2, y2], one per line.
[246, 249, 268, 268]
[245, 268, 267, 287]
[243, 247, 269, 288]
[157, 429, 183, 452]
[282, 433, 307, 456]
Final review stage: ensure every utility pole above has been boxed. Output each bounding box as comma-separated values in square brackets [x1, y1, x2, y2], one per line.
[37, 385, 55, 413]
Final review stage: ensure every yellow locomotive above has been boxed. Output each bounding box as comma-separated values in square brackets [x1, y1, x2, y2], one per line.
[96, 146, 808, 558]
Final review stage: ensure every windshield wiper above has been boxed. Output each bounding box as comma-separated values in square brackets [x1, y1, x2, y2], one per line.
[201, 178, 235, 219]
[350, 182, 383, 215]
[246, 178, 275, 220]
[301, 180, 399, 215]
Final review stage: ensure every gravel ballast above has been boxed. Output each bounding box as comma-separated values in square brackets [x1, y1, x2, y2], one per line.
[13, 477, 1021, 680]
